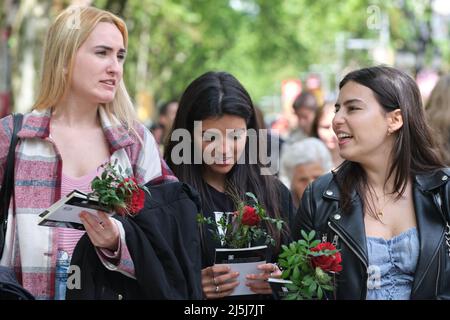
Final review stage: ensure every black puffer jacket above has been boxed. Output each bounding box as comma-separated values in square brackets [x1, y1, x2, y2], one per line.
[67, 181, 203, 300]
[293, 168, 450, 300]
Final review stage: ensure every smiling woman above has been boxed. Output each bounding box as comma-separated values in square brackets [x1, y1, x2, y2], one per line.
[294, 66, 450, 300]
[0, 6, 173, 300]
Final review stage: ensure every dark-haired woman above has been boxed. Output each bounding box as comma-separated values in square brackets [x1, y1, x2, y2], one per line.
[164, 72, 294, 299]
[294, 66, 449, 299]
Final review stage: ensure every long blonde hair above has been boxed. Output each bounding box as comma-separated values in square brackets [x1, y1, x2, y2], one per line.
[33, 6, 139, 135]
[426, 74, 450, 165]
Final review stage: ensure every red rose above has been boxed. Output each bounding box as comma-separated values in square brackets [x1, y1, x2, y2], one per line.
[128, 188, 145, 213]
[310, 242, 342, 273]
[117, 177, 138, 189]
[241, 205, 260, 226]
[116, 177, 145, 216]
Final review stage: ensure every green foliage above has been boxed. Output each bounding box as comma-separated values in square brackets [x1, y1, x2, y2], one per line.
[197, 192, 284, 248]
[278, 230, 340, 300]
[90, 0, 375, 105]
[88, 0, 449, 108]
[89, 160, 150, 215]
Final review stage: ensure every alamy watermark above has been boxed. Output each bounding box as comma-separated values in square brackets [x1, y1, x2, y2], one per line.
[66, 265, 81, 290]
[367, 5, 382, 30]
[66, 5, 81, 30]
[169, 121, 280, 176]
[367, 265, 381, 290]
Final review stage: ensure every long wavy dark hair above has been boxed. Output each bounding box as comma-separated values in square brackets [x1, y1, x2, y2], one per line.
[335, 66, 445, 215]
[164, 71, 287, 251]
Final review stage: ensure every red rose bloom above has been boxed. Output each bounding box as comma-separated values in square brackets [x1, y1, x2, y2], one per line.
[310, 242, 342, 272]
[241, 205, 260, 226]
[128, 188, 145, 214]
[115, 177, 145, 216]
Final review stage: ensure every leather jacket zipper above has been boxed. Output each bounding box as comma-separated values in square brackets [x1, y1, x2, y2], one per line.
[411, 191, 445, 297]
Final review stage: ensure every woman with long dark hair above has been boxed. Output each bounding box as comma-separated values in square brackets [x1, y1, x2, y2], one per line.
[165, 71, 294, 299]
[294, 66, 449, 299]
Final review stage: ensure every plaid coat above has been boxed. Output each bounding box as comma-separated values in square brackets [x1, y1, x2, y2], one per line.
[0, 107, 175, 299]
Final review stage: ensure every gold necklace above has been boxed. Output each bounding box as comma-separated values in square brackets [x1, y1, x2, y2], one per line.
[374, 193, 393, 218]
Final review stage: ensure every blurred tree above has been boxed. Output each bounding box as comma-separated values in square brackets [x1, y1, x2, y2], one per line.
[9, 0, 53, 113]
[3, 0, 448, 117]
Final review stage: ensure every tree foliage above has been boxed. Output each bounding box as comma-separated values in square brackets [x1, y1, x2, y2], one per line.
[2, 0, 448, 116]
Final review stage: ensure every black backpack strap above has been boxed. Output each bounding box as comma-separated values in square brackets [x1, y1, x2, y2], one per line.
[0, 113, 23, 237]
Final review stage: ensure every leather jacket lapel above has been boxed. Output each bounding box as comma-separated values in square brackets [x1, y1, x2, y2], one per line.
[329, 197, 369, 268]
[411, 184, 445, 295]
[324, 179, 369, 267]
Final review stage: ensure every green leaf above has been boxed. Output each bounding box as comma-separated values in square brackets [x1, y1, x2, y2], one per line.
[317, 286, 323, 299]
[298, 239, 308, 247]
[287, 255, 296, 266]
[307, 230, 316, 241]
[293, 266, 300, 282]
[309, 281, 317, 293]
[285, 293, 298, 300]
[321, 285, 334, 291]
[302, 276, 312, 286]
[310, 240, 321, 248]
[282, 269, 291, 279]
[300, 230, 308, 241]
[289, 242, 297, 252]
[245, 192, 258, 204]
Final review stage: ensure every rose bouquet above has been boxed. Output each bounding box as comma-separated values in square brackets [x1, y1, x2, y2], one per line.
[197, 192, 284, 249]
[198, 192, 285, 296]
[89, 160, 149, 216]
[276, 230, 342, 300]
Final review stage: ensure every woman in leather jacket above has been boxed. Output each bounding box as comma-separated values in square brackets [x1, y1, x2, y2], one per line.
[294, 66, 449, 300]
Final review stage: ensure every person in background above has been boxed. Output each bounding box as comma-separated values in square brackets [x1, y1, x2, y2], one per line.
[0, 6, 171, 299]
[164, 71, 294, 299]
[157, 100, 178, 145]
[426, 74, 450, 165]
[280, 137, 333, 209]
[285, 91, 318, 145]
[312, 101, 344, 168]
[294, 66, 449, 300]
[149, 122, 164, 146]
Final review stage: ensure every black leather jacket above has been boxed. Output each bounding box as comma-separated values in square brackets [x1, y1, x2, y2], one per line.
[293, 168, 450, 300]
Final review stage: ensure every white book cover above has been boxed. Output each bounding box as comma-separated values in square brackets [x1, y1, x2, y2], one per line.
[38, 190, 110, 230]
[215, 245, 268, 296]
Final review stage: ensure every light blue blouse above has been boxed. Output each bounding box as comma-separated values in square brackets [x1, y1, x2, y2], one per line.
[366, 227, 419, 300]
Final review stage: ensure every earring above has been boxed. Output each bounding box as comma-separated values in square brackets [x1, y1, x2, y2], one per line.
[387, 129, 392, 136]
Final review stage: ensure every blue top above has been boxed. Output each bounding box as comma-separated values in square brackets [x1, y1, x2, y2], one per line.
[366, 227, 420, 300]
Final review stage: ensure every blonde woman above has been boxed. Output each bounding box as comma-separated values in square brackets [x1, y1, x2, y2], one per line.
[0, 6, 170, 299]
[426, 74, 450, 165]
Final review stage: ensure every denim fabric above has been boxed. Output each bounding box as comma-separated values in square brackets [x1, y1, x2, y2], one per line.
[366, 227, 419, 300]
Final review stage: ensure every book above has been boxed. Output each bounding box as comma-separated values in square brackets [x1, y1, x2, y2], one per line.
[214, 245, 268, 296]
[267, 277, 293, 300]
[38, 190, 110, 230]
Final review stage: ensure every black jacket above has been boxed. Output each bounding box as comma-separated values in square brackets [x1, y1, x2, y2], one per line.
[66, 181, 203, 300]
[293, 168, 450, 300]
